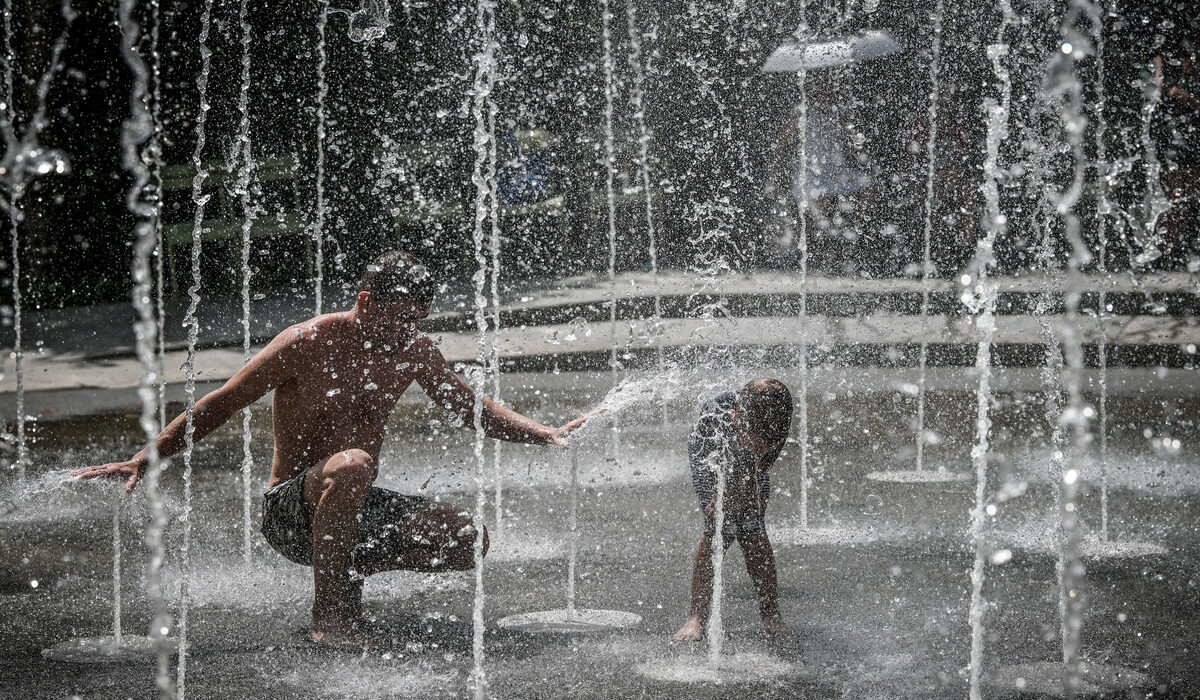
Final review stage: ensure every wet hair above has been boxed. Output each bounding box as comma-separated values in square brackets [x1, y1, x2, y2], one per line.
[358, 250, 436, 305]
[735, 378, 793, 445]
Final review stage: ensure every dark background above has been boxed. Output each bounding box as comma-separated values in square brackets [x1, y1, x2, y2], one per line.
[1, 0, 1195, 312]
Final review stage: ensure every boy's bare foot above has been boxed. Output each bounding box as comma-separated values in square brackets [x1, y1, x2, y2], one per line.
[762, 616, 788, 639]
[308, 618, 379, 649]
[672, 617, 704, 642]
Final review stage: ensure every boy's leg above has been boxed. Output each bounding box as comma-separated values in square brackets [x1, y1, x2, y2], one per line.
[351, 498, 489, 576]
[739, 532, 785, 637]
[674, 535, 733, 641]
[302, 449, 377, 641]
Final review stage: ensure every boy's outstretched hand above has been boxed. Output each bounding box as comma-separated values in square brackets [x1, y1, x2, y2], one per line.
[549, 408, 606, 448]
[71, 458, 144, 493]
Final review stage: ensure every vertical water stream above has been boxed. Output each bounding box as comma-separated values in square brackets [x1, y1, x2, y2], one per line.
[966, 7, 1013, 696]
[467, 1, 498, 694]
[117, 0, 174, 694]
[234, 0, 255, 564]
[313, 0, 329, 314]
[176, 0, 215, 692]
[1047, 1, 1098, 693]
[602, 0, 620, 463]
[913, 0, 943, 474]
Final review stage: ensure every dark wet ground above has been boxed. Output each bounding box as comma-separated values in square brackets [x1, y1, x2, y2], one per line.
[1, 370, 1198, 699]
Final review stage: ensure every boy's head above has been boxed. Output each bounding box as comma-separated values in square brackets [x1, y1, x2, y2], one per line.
[734, 378, 793, 447]
[359, 250, 436, 306]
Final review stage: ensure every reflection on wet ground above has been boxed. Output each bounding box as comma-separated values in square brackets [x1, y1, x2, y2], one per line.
[1, 371, 1197, 698]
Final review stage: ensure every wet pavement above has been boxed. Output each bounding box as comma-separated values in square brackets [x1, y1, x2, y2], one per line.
[1, 371, 1197, 699]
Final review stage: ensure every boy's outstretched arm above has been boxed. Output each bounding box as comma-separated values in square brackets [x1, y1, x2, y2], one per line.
[71, 328, 298, 492]
[410, 334, 589, 446]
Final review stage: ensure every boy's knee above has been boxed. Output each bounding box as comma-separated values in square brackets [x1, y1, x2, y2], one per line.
[324, 450, 377, 491]
[444, 521, 486, 570]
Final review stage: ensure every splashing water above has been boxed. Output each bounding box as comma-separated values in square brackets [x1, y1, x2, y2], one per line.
[913, 0, 943, 474]
[335, 0, 391, 43]
[566, 447, 579, 611]
[112, 500, 122, 643]
[487, 78, 503, 540]
[1135, 57, 1169, 266]
[1092, 0, 1116, 545]
[1, 0, 75, 484]
[601, 0, 621, 463]
[176, 0, 216, 691]
[117, 0, 174, 694]
[313, 0, 329, 313]
[582, 365, 723, 424]
[1047, 1, 1100, 694]
[149, 0, 166, 434]
[233, 0, 256, 567]
[966, 14, 1013, 698]
[706, 452, 725, 668]
[467, 0, 498, 694]
[624, 0, 663, 388]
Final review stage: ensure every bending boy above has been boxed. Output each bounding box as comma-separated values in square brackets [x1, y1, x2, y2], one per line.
[674, 378, 794, 641]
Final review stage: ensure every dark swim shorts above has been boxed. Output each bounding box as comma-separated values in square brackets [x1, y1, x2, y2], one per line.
[261, 464, 431, 577]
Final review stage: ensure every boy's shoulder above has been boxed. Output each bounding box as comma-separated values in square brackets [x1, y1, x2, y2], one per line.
[708, 391, 736, 409]
[694, 391, 736, 428]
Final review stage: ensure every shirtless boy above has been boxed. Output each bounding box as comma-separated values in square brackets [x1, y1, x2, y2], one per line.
[673, 378, 793, 641]
[74, 250, 584, 646]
